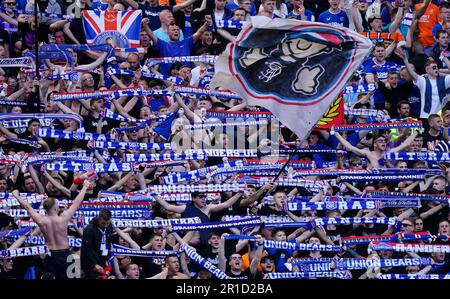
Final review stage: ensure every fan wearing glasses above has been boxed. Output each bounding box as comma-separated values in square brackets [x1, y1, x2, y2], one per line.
[155, 191, 243, 247]
[397, 47, 450, 124]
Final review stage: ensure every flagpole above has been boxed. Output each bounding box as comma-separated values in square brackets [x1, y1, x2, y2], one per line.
[34, 0, 40, 105]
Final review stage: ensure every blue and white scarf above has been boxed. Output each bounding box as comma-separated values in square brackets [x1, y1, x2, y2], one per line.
[292, 258, 431, 271]
[312, 217, 398, 228]
[38, 128, 115, 142]
[4, 236, 81, 248]
[215, 19, 246, 29]
[0, 57, 34, 68]
[186, 149, 258, 158]
[123, 152, 207, 163]
[332, 120, 422, 132]
[206, 110, 276, 120]
[44, 72, 78, 81]
[379, 274, 450, 279]
[174, 85, 240, 99]
[45, 162, 135, 173]
[162, 160, 245, 184]
[285, 200, 382, 211]
[112, 244, 178, 257]
[0, 100, 27, 106]
[93, 141, 171, 151]
[221, 215, 301, 224]
[384, 151, 450, 162]
[339, 174, 424, 181]
[180, 244, 232, 279]
[184, 119, 267, 129]
[103, 108, 149, 124]
[148, 55, 217, 65]
[0, 194, 47, 208]
[0, 228, 31, 238]
[85, 217, 201, 228]
[141, 72, 184, 84]
[345, 108, 388, 121]
[265, 272, 351, 279]
[263, 240, 343, 252]
[343, 83, 376, 94]
[171, 217, 262, 232]
[146, 183, 246, 194]
[0, 113, 83, 129]
[74, 209, 152, 219]
[0, 246, 48, 258]
[372, 242, 450, 253]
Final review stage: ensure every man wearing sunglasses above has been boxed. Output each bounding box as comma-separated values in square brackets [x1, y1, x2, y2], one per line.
[397, 47, 450, 125]
[155, 191, 243, 247]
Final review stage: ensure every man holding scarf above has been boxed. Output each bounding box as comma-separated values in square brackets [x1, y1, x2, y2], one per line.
[11, 179, 93, 279]
[397, 47, 450, 127]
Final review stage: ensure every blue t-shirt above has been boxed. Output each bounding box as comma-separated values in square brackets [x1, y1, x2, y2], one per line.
[183, 15, 193, 38]
[155, 37, 195, 75]
[361, 58, 399, 81]
[286, 10, 315, 21]
[226, 1, 257, 16]
[138, 4, 173, 31]
[432, 23, 443, 39]
[91, 0, 108, 10]
[318, 10, 349, 27]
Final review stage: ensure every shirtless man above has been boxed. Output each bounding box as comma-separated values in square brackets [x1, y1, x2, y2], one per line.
[12, 179, 93, 279]
[331, 127, 418, 169]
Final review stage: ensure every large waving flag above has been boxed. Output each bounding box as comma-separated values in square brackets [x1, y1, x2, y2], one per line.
[211, 17, 372, 141]
[82, 10, 142, 48]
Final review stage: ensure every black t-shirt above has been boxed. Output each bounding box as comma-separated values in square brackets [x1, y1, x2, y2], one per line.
[378, 81, 414, 118]
[423, 131, 444, 151]
[258, 206, 285, 216]
[17, 22, 50, 50]
[226, 268, 252, 279]
[133, 256, 165, 278]
[82, 114, 119, 134]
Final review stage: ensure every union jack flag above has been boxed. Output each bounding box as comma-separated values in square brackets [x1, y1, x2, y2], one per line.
[82, 10, 142, 48]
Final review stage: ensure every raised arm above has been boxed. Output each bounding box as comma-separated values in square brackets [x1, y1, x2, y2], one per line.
[60, 180, 92, 221]
[174, 0, 198, 12]
[0, 123, 17, 138]
[142, 18, 158, 46]
[414, 0, 431, 19]
[389, 130, 418, 153]
[239, 183, 274, 207]
[114, 227, 140, 249]
[122, 0, 139, 9]
[331, 128, 370, 157]
[193, 16, 212, 42]
[208, 193, 243, 213]
[154, 195, 187, 214]
[43, 171, 71, 197]
[249, 235, 264, 277]
[12, 190, 44, 224]
[389, 6, 404, 33]
[0, 12, 18, 27]
[28, 165, 45, 194]
[396, 47, 418, 81]
[75, 52, 108, 71]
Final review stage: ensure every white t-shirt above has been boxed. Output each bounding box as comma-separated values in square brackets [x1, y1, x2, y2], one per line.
[414, 75, 450, 118]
